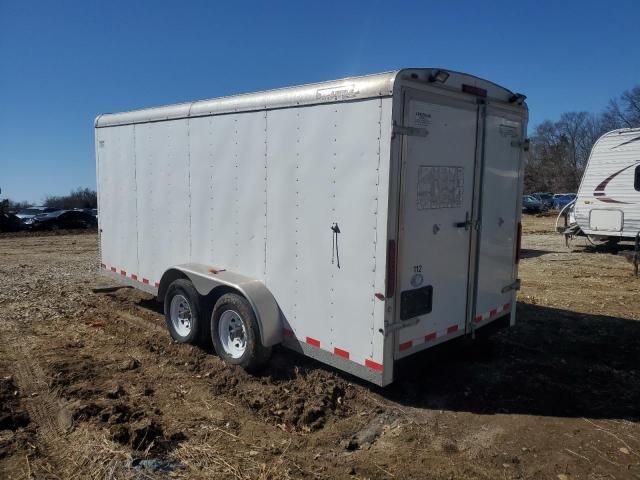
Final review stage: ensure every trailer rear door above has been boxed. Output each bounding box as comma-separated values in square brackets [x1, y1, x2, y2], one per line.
[395, 89, 478, 354]
[472, 106, 525, 326]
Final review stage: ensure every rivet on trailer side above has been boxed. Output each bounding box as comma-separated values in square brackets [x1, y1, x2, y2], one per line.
[95, 68, 528, 386]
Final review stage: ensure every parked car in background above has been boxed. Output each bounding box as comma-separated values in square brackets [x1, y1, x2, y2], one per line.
[28, 209, 97, 230]
[16, 206, 61, 222]
[79, 208, 98, 219]
[531, 192, 553, 210]
[522, 195, 544, 213]
[0, 212, 23, 232]
[552, 193, 576, 210]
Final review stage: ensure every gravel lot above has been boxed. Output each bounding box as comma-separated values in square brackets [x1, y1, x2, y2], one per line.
[1, 215, 639, 479]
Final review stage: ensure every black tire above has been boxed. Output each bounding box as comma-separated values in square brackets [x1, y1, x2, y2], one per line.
[210, 293, 271, 371]
[164, 279, 204, 344]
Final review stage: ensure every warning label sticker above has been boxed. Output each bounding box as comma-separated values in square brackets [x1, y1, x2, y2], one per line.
[417, 166, 464, 210]
[413, 110, 431, 127]
[410, 101, 433, 128]
[499, 124, 518, 137]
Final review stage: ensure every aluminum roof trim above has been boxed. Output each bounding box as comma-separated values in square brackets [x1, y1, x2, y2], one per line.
[95, 68, 523, 128]
[95, 70, 398, 127]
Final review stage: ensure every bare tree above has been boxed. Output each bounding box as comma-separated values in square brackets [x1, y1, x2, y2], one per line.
[44, 188, 97, 209]
[525, 112, 607, 193]
[525, 84, 640, 194]
[525, 120, 565, 193]
[602, 85, 640, 129]
[0, 199, 32, 214]
[557, 112, 607, 187]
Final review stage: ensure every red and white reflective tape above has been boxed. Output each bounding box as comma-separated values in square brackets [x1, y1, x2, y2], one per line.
[398, 303, 512, 353]
[100, 263, 159, 289]
[474, 302, 511, 324]
[397, 322, 461, 352]
[283, 328, 384, 374]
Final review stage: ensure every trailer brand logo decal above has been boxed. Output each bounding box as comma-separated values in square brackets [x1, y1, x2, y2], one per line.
[593, 163, 637, 204]
[417, 166, 464, 210]
[316, 84, 358, 101]
[414, 111, 431, 127]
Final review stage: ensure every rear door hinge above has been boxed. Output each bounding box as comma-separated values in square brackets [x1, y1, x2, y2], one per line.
[511, 138, 530, 151]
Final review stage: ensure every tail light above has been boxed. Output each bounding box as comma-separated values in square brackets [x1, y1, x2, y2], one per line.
[386, 239, 396, 298]
[515, 221, 522, 263]
[462, 84, 487, 98]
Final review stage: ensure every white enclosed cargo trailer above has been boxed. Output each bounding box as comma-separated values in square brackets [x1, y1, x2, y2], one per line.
[571, 128, 640, 239]
[95, 68, 528, 386]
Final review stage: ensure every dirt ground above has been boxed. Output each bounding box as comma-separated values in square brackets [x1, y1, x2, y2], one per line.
[1, 215, 639, 479]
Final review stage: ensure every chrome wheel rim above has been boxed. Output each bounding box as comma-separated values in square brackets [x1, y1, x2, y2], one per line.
[218, 310, 247, 359]
[170, 294, 192, 337]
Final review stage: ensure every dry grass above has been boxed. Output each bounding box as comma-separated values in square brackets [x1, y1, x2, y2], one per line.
[30, 428, 134, 480]
[172, 428, 297, 480]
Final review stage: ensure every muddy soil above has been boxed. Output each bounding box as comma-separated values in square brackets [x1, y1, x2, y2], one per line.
[0, 216, 639, 479]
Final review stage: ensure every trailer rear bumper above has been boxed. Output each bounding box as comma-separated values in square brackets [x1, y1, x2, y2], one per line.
[394, 300, 514, 360]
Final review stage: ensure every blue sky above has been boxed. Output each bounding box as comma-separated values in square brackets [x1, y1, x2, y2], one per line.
[1, 0, 638, 204]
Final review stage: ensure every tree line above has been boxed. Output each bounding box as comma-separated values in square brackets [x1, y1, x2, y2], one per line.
[525, 84, 640, 193]
[43, 187, 97, 209]
[1, 187, 97, 213]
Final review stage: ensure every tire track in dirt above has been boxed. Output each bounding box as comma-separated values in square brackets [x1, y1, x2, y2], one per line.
[1, 328, 73, 476]
[13, 341, 71, 439]
[117, 310, 166, 335]
[0, 312, 122, 478]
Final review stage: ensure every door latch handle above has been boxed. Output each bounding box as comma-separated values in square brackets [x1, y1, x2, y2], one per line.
[454, 212, 471, 230]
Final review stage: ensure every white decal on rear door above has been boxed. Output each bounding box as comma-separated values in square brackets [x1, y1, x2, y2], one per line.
[417, 166, 464, 210]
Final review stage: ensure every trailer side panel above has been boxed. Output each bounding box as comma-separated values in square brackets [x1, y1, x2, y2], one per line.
[190, 112, 268, 280]
[96, 125, 138, 279]
[265, 99, 391, 372]
[135, 120, 191, 287]
[97, 97, 392, 381]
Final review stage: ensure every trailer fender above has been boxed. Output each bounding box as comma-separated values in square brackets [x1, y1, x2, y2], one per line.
[159, 263, 283, 347]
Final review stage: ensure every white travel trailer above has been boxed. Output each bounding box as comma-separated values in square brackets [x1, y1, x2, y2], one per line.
[95, 68, 528, 386]
[569, 128, 640, 240]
